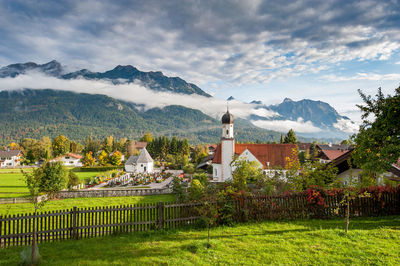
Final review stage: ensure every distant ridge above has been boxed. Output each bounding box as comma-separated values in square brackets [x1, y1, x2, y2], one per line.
[0, 60, 211, 97]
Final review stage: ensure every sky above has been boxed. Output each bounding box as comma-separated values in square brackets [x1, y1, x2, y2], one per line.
[1, 0, 400, 124]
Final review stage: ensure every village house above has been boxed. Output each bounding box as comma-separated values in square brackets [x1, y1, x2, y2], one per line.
[51, 153, 83, 167]
[211, 110, 298, 182]
[125, 147, 154, 174]
[316, 144, 352, 163]
[0, 149, 23, 168]
[328, 150, 400, 185]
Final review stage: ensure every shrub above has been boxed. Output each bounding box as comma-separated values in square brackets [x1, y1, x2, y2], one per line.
[67, 171, 80, 189]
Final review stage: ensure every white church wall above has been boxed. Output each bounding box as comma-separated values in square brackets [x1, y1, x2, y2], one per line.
[212, 164, 222, 181]
[221, 140, 234, 181]
[232, 149, 263, 172]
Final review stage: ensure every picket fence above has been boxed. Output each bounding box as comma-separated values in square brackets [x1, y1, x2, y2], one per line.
[1, 191, 399, 248]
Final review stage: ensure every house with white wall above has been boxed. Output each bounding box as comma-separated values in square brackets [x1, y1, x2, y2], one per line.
[0, 150, 23, 167]
[51, 153, 83, 167]
[125, 147, 154, 173]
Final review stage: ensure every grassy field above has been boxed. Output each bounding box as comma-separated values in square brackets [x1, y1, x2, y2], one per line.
[0, 194, 175, 216]
[0, 216, 399, 265]
[0, 169, 109, 198]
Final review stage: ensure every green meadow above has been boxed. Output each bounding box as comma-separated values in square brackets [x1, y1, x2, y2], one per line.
[0, 194, 175, 216]
[0, 216, 399, 265]
[0, 168, 109, 198]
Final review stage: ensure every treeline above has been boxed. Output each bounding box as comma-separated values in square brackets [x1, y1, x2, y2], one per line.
[146, 135, 190, 160]
[2, 133, 195, 168]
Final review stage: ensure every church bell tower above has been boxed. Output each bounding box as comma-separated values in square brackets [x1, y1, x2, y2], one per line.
[220, 108, 235, 181]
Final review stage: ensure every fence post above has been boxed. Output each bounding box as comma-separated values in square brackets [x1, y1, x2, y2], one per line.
[72, 206, 78, 240]
[158, 202, 164, 230]
[0, 215, 3, 248]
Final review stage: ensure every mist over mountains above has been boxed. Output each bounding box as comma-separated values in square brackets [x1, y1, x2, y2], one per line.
[0, 60, 357, 143]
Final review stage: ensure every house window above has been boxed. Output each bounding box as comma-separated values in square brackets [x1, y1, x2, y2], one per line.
[141, 164, 143, 167]
[65, 157, 70, 159]
[214, 169, 217, 176]
[69, 161, 74, 164]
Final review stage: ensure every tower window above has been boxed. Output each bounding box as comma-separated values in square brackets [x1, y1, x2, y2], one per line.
[226, 129, 229, 135]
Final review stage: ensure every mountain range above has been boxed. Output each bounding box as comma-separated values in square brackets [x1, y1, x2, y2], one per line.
[0, 60, 356, 144]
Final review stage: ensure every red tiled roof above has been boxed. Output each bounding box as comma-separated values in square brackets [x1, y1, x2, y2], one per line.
[212, 143, 298, 169]
[0, 150, 22, 157]
[53, 153, 82, 160]
[320, 149, 348, 160]
[135, 142, 147, 149]
[212, 144, 222, 164]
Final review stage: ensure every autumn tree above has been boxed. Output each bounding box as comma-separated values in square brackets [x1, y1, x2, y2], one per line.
[191, 145, 208, 164]
[103, 136, 114, 153]
[109, 151, 122, 166]
[140, 132, 154, 143]
[82, 151, 96, 166]
[126, 140, 138, 156]
[52, 135, 70, 157]
[98, 150, 109, 166]
[114, 138, 128, 154]
[352, 87, 400, 175]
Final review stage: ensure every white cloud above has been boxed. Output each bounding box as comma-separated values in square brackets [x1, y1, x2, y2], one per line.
[0, 72, 277, 120]
[333, 118, 359, 134]
[250, 117, 322, 133]
[322, 72, 400, 82]
[1, 1, 400, 86]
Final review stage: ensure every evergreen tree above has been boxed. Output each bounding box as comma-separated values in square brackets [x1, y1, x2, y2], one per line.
[181, 139, 190, 156]
[84, 136, 101, 155]
[284, 129, 297, 144]
[170, 136, 179, 154]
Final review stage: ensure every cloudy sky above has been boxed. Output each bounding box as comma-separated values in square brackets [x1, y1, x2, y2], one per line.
[1, 0, 400, 122]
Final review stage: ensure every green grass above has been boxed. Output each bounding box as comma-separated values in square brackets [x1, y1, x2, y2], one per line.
[0, 170, 108, 198]
[0, 173, 29, 198]
[0, 216, 399, 265]
[74, 171, 106, 181]
[0, 194, 175, 216]
[0, 168, 34, 173]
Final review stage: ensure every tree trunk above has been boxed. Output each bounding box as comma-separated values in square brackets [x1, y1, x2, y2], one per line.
[345, 198, 350, 234]
[207, 223, 210, 248]
[31, 209, 37, 265]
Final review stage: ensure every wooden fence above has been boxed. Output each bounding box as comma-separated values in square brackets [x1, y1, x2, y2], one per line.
[1, 191, 399, 248]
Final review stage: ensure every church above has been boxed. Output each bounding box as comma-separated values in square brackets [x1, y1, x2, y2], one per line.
[212, 109, 298, 182]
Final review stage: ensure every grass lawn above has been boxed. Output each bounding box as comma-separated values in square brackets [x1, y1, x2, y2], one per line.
[0, 216, 399, 265]
[0, 170, 110, 198]
[0, 173, 29, 198]
[0, 194, 175, 216]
